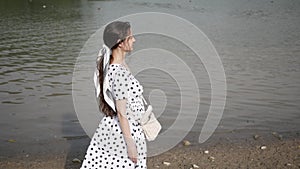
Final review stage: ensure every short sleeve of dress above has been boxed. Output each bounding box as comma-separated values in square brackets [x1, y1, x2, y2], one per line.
[111, 67, 130, 100]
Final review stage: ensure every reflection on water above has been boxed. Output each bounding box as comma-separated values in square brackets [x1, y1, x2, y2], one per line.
[0, 0, 98, 147]
[0, 0, 300, 147]
[0, 0, 91, 105]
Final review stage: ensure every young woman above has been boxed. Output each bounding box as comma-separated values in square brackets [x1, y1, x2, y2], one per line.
[80, 21, 147, 169]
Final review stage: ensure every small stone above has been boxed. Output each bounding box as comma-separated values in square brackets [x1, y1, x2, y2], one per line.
[209, 156, 215, 162]
[271, 132, 278, 137]
[272, 132, 283, 140]
[285, 163, 292, 166]
[260, 146, 267, 150]
[204, 150, 209, 154]
[155, 165, 159, 168]
[271, 132, 276, 138]
[183, 140, 191, 146]
[25, 154, 29, 157]
[163, 161, 171, 166]
[42, 5, 46, 8]
[72, 158, 81, 163]
[253, 134, 260, 140]
[192, 164, 200, 168]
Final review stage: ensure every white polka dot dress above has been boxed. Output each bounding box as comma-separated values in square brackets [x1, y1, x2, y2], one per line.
[80, 64, 147, 169]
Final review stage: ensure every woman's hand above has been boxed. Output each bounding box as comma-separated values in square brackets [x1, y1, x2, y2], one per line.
[126, 139, 138, 164]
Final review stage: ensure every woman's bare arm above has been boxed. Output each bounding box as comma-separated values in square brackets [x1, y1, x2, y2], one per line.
[115, 99, 137, 163]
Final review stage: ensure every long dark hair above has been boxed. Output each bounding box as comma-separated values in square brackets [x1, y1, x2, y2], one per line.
[97, 21, 131, 117]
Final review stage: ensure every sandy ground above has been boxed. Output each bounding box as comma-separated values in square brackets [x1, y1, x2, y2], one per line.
[147, 139, 300, 169]
[1, 133, 299, 169]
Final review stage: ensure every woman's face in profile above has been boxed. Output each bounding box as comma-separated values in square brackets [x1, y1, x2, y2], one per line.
[121, 29, 135, 52]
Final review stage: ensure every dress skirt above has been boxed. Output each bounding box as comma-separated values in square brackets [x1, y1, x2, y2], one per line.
[80, 116, 147, 169]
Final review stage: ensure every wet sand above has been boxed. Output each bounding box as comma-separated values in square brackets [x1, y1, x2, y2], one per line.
[1, 132, 299, 169]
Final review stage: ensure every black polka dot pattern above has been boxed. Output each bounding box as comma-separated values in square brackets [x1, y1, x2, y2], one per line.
[80, 64, 147, 169]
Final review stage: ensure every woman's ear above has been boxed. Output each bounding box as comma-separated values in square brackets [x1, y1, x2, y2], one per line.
[118, 42, 123, 48]
[117, 39, 123, 48]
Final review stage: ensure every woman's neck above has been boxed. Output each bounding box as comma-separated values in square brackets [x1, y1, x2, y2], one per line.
[111, 48, 126, 65]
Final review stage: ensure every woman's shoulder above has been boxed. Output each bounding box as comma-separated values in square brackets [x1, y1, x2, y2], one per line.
[108, 64, 131, 77]
[108, 64, 121, 71]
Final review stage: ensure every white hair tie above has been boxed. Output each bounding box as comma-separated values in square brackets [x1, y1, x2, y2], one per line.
[94, 44, 116, 112]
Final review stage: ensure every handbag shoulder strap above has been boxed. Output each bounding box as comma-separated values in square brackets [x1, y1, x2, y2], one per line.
[141, 95, 148, 106]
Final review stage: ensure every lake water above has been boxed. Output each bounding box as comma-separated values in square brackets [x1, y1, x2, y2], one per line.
[1, 0, 300, 153]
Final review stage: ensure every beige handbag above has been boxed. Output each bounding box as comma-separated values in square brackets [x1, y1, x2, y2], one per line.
[132, 96, 161, 141]
[140, 96, 162, 141]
